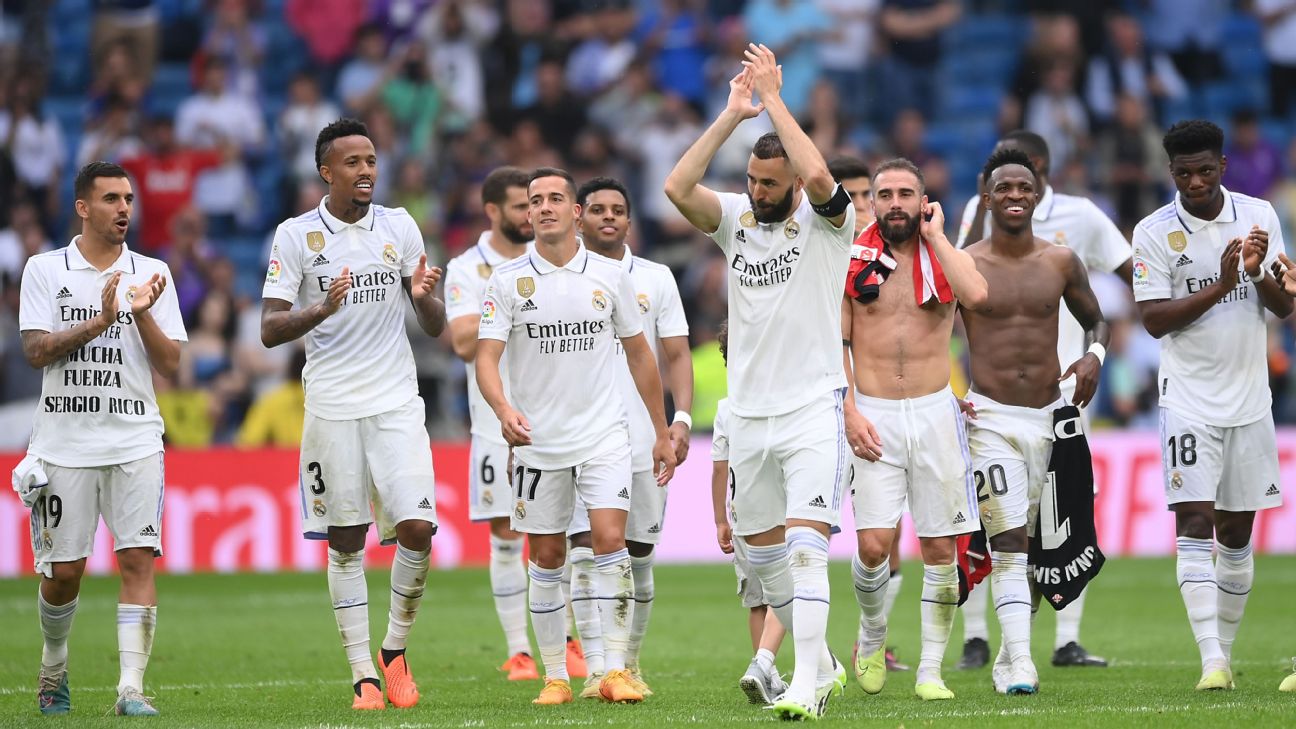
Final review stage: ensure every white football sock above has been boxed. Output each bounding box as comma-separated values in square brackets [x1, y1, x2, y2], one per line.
[851, 553, 889, 654]
[569, 546, 605, 675]
[382, 544, 429, 652]
[528, 563, 568, 680]
[1215, 541, 1253, 662]
[746, 541, 795, 640]
[917, 563, 959, 685]
[594, 548, 635, 672]
[883, 569, 903, 623]
[990, 552, 1032, 663]
[489, 535, 531, 657]
[786, 527, 832, 700]
[116, 604, 155, 694]
[962, 579, 991, 642]
[328, 548, 377, 682]
[627, 553, 655, 670]
[1176, 537, 1224, 666]
[1054, 586, 1086, 649]
[39, 591, 77, 671]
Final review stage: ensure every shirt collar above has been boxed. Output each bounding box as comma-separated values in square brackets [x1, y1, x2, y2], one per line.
[618, 245, 634, 272]
[318, 196, 376, 233]
[64, 236, 134, 273]
[1033, 185, 1056, 222]
[1174, 186, 1237, 234]
[529, 240, 589, 275]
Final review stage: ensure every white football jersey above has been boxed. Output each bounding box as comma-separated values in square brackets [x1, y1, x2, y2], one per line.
[958, 186, 1131, 394]
[19, 239, 187, 467]
[479, 242, 643, 469]
[445, 232, 523, 444]
[262, 198, 424, 420]
[707, 190, 853, 418]
[711, 397, 734, 521]
[1132, 188, 1284, 427]
[607, 247, 689, 472]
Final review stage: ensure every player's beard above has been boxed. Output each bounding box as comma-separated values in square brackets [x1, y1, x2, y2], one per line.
[500, 218, 533, 245]
[879, 212, 919, 245]
[750, 187, 794, 224]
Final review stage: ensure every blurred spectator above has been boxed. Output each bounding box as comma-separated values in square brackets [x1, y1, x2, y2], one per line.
[519, 59, 586, 158]
[336, 23, 391, 115]
[1143, 0, 1225, 85]
[815, 0, 879, 122]
[1024, 61, 1088, 172]
[174, 57, 265, 234]
[590, 62, 663, 154]
[90, 39, 149, 110]
[1086, 11, 1187, 126]
[279, 73, 341, 186]
[120, 115, 224, 254]
[0, 77, 65, 234]
[632, 93, 703, 252]
[1272, 139, 1296, 237]
[1012, 14, 1084, 110]
[743, 0, 830, 116]
[885, 108, 935, 167]
[361, 107, 400, 201]
[75, 96, 144, 169]
[201, 0, 266, 100]
[382, 40, 443, 157]
[0, 200, 50, 293]
[286, 0, 366, 66]
[877, 0, 960, 123]
[164, 206, 218, 324]
[484, 0, 558, 127]
[566, 2, 638, 97]
[504, 118, 562, 171]
[1223, 110, 1284, 200]
[235, 347, 306, 448]
[636, 0, 710, 107]
[368, 0, 438, 44]
[156, 370, 216, 447]
[391, 158, 443, 246]
[1257, 0, 1296, 118]
[568, 126, 627, 187]
[92, 0, 159, 85]
[1096, 95, 1164, 233]
[421, 0, 496, 129]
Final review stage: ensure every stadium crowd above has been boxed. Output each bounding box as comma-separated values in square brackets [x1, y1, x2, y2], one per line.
[3, 0, 1296, 447]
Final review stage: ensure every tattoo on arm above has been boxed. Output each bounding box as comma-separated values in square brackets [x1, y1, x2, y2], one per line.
[21, 322, 106, 368]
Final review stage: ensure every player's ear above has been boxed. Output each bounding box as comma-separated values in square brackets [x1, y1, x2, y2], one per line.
[1218, 154, 1227, 177]
[318, 165, 332, 186]
[74, 198, 88, 220]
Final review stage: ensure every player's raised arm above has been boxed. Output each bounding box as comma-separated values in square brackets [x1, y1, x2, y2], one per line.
[741, 44, 840, 220]
[1059, 249, 1110, 408]
[920, 200, 988, 309]
[403, 254, 448, 337]
[1137, 238, 1240, 339]
[664, 69, 762, 233]
[261, 269, 351, 348]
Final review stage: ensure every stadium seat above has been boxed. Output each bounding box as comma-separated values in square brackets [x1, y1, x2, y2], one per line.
[945, 15, 1028, 53]
[938, 85, 1004, 119]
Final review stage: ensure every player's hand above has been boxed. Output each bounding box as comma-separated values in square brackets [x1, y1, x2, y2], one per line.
[1243, 225, 1268, 278]
[130, 273, 167, 314]
[845, 409, 883, 462]
[1274, 252, 1296, 296]
[921, 201, 945, 241]
[98, 272, 122, 328]
[1061, 353, 1101, 409]
[715, 521, 734, 554]
[410, 255, 442, 300]
[1217, 239, 1242, 294]
[320, 266, 352, 316]
[668, 421, 691, 465]
[499, 406, 532, 447]
[741, 43, 783, 102]
[724, 68, 764, 121]
[652, 433, 677, 486]
[958, 398, 978, 420]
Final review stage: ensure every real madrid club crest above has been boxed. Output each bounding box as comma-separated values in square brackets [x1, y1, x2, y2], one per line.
[383, 243, 399, 265]
[307, 231, 326, 252]
[739, 211, 757, 228]
[592, 289, 608, 311]
[313, 499, 327, 517]
[42, 529, 53, 551]
[1053, 231, 1068, 247]
[517, 276, 536, 298]
[515, 500, 526, 520]
[784, 219, 800, 239]
[482, 490, 494, 506]
[637, 293, 650, 314]
[1168, 231, 1187, 253]
[477, 263, 492, 278]
[1170, 471, 1183, 490]
[125, 285, 137, 304]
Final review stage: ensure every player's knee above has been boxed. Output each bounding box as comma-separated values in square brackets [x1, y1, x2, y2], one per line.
[530, 544, 566, 570]
[591, 531, 627, 555]
[396, 520, 436, 551]
[116, 548, 155, 583]
[568, 530, 593, 549]
[857, 538, 889, 567]
[489, 517, 520, 540]
[327, 525, 368, 553]
[46, 562, 85, 595]
[1174, 510, 1214, 540]
[989, 529, 1026, 554]
[1214, 516, 1255, 550]
[918, 536, 957, 565]
[627, 540, 654, 558]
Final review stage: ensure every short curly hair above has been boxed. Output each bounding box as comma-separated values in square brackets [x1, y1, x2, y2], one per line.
[981, 147, 1037, 186]
[315, 117, 370, 172]
[1162, 120, 1224, 160]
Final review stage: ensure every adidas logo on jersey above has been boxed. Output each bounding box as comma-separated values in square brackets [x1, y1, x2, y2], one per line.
[138, 525, 158, 537]
[521, 299, 538, 312]
[735, 230, 746, 243]
[647, 523, 661, 534]
[1266, 484, 1281, 496]
[618, 487, 630, 499]
[1174, 254, 1193, 268]
[55, 287, 73, 299]
[418, 498, 433, 510]
[312, 254, 330, 267]
[808, 495, 827, 508]
[952, 512, 967, 525]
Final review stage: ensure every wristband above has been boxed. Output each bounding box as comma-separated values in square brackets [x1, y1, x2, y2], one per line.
[1248, 267, 1267, 284]
[672, 411, 693, 429]
[1087, 342, 1106, 366]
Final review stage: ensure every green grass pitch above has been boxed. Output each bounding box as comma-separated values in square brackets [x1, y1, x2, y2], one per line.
[1, 557, 1294, 727]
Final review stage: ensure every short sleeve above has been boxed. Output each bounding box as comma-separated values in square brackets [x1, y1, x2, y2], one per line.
[653, 270, 690, 339]
[1131, 224, 1172, 301]
[1264, 204, 1286, 269]
[711, 401, 729, 461]
[400, 214, 423, 278]
[443, 258, 479, 321]
[705, 192, 747, 255]
[808, 184, 856, 250]
[17, 257, 53, 332]
[151, 263, 189, 342]
[262, 225, 303, 303]
[1080, 200, 1132, 273]
[610, 268, 645, 339]
[477, 271, 513, 342]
